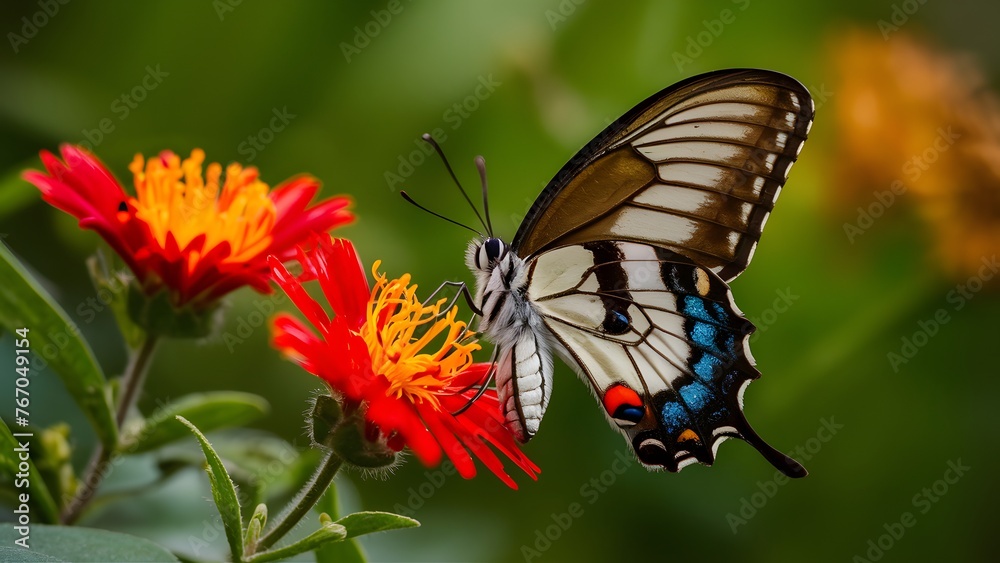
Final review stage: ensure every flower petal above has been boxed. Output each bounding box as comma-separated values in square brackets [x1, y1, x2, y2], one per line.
[309, 237, 369, 330]
[24, 146, 353, 311]
[414, 402, 478, 479]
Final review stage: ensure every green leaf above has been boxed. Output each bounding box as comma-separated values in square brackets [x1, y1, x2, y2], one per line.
[177, 416, 244, 562]
[0, 242, 117, 449]
[246, 522, 347, 563]
[244, 503, 268, 556]
[120, 392, 270, 454]
[335, 511, 420, 539]
[0, 417, 58, 524]
[0, 524, 179, 561]
[314, 485, 366, 563]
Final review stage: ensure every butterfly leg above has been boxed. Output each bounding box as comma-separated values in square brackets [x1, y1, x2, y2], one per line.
[422, 280, 483, 316]
[450, 348, 498, 416]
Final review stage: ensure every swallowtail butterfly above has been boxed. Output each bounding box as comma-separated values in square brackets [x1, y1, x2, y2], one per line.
[418, 69, 813, 477]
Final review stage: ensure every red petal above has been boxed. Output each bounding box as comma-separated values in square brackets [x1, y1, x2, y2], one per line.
[450, 363, 492, 389]
[365, 390, 441, 467]
[23, 145, 132, 261]
[312, 237, 369, 329]
[414, 402, 477, 479]
[268, 255, 333, 336]
[267, 176, 353, 257]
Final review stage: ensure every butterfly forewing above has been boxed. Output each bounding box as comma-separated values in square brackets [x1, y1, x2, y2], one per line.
[512, 69, 814, 282]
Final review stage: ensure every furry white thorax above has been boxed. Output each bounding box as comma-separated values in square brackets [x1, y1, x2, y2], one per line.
[466, 239, 554, 441]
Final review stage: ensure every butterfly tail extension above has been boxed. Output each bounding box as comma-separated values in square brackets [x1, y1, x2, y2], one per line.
[737, 417, 808, 478]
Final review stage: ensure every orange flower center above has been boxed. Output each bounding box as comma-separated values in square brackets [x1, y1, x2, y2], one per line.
[129, 149, 276, 266]
[360, 262, 480, 408]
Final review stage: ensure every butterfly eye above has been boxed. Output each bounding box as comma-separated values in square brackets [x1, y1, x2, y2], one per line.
[476, 237, 506, 270]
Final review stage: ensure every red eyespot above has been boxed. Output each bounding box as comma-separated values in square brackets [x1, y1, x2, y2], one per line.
[603, 384, 644, 424]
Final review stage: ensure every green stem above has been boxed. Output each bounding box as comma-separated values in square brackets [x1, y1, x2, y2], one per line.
[114, 336, 160, 426]
[60, 335, 159, 524]
[255, 450, 344, 553]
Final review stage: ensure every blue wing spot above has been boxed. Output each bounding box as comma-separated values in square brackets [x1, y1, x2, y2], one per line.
[661, 402, 688, 434]
[680, 381, 713, 411]
[721, 371, 741, 395]
[683, 296, 716, 323]
[724, 333, 737, 356]
[691, 321, 717, 350]
[708, 405, 730, 424]
[711, 302, 726, 318]
[693, 353, 722, 382]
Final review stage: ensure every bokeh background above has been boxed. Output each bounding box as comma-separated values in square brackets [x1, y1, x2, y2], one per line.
[2, 1, 999, 561]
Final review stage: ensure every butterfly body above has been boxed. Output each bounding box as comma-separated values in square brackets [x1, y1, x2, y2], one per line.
[462, 69, 814, 477]
[467, 238, 553, 441]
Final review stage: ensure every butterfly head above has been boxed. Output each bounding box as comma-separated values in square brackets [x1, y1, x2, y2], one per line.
[470, 237, 509, 272]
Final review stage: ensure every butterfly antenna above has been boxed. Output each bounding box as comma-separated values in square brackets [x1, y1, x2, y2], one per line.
[400, 191, 482, 237]
[422, 133, 490, 234]
[475, 155, 494, 237]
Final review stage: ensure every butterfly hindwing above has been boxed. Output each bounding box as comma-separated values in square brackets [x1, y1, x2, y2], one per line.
[512, 69, 814, 282]
[527, 241, 805, 476]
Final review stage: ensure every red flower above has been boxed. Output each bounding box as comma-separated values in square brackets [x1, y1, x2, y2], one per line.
[24, 145, 353, 309]
[270, 236, 539, 488]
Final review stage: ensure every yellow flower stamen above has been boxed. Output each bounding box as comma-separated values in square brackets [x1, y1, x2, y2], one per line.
[129, 149, 276, 267]
[360, 261, 480, 408]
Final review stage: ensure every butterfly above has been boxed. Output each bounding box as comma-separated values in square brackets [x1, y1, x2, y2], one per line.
[411, 69, 813, 477]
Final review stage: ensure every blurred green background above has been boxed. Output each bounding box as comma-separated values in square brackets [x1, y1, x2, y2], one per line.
[1, 1, 998, 561]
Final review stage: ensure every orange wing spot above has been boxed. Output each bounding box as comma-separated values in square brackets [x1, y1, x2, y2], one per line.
[678, 429, 700, 443]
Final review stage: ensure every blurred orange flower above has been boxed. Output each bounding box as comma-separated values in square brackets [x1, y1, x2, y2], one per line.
[831, 30, 1000, 277]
